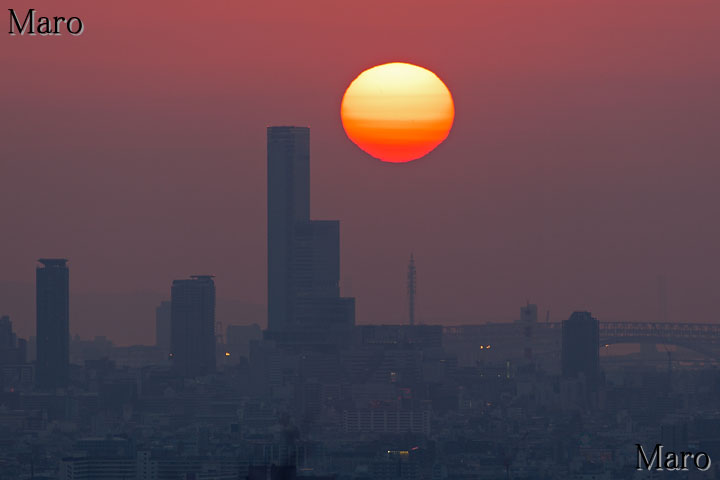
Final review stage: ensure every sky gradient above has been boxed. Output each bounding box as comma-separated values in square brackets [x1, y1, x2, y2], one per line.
[2, 0, 720, 344]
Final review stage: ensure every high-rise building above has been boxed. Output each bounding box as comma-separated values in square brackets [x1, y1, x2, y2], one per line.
[267, 126, 310, 333]
[561, 311, 599, 384]
[0, 315, 26, 365]
[155, 300, 171, 353]
[36, 258, 70, 389]
[0, 315, 14, 349]
[170, 275, 216, 377]
[266, 126, 355, 343]
[661, 420, 688, 452]
[292, 220, 355, 330]
[407, 254, 416, 326]
[292, 220, 340, 298]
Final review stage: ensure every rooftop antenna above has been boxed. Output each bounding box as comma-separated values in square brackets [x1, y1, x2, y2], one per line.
[407, 253, 416, 326]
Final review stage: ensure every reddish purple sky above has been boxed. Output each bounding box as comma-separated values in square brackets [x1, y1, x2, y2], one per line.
[2, 0, 720, 345]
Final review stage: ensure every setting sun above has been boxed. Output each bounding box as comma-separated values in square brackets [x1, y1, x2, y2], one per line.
[341, 62, 455, 163]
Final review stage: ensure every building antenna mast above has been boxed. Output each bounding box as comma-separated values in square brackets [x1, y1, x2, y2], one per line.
[407, 253, 416, 326]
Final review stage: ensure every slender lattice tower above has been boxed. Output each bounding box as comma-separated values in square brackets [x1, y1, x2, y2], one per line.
[407, 253, 416, 326]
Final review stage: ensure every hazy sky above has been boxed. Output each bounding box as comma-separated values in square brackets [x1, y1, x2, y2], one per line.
[2, 0, 720, 344]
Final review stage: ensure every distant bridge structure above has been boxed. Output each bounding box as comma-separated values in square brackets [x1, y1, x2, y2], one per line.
[442, 321, 720, 361]
[599, 321, 720, 345]
[599, 321, 720, 359]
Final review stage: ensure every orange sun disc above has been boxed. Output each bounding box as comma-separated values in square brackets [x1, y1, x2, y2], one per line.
[341, 62, 455, 163]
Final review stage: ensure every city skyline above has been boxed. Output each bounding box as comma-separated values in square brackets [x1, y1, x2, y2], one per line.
[3, 126, 720, 476]
[3, 1, 720, 478]
[3, 1, 720, 345]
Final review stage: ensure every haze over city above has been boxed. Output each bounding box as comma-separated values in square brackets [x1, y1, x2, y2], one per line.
[4, 1, 720, 479]
[3, 0, 720, 347]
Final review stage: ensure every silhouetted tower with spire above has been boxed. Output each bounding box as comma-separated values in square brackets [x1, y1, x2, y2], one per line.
[407, 253, 416, 326]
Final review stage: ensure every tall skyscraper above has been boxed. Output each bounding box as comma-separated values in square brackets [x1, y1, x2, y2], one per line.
[292, 219, 355, 330]
[36, 258, 70, 389]
[0, 315, 26, 365]
[0, 315, 14, 349]
[155, 300, 171, 353]
[292, 220, 340, 298]
[518, 303, 538, 362]
[170, 275, 216, 377]
[267, 126, 310, 333]
[561, 311, 599, 385]
[407, 254, 416, 326]
[266, 126, 355, 342]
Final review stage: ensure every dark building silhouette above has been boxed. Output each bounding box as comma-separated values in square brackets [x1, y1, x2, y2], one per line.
[407, 253, 416, 326]
[35, 258, 70, 389]
[247, 465, 269, 480]
[170, 275, 216, 377]
[269, 466, 296, 480]
[247, 465, 335, 480]
[155, 300, 171, 353]
[292, 220, 354, 330]
[0, 315, 14, 349]
[661, 420, 689, 452]
[292, 220, 339, 298]
[267, 126, 310, 334]
[266, 126, 354, 343]
[0, 315, 26, 365]
[561, 311, 599, 383]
